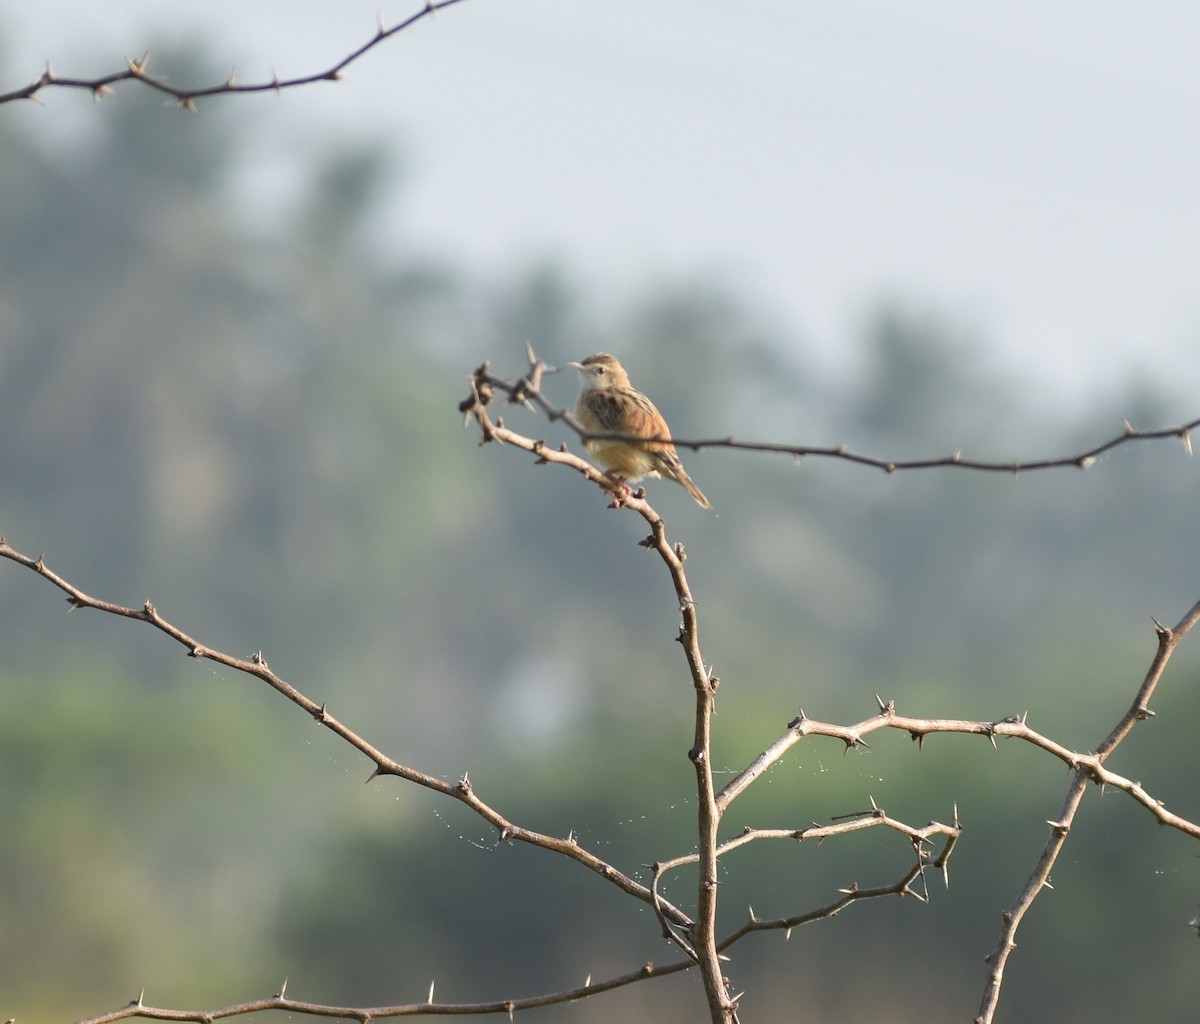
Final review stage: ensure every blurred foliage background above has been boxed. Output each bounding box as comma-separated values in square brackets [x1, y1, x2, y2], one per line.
[2, 42, 1199, 1024]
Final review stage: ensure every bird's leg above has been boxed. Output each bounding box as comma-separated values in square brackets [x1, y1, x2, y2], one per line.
[601, 470, 634, 507]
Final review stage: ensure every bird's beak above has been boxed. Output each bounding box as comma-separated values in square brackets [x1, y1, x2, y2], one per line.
[568, 361, 584, 371]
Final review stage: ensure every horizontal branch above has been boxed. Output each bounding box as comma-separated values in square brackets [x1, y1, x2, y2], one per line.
[468, 357, 1200, 476]
[0, 0, 468, 108]
[76, 955, 698, 1024]
[714, 699, 1200, 838]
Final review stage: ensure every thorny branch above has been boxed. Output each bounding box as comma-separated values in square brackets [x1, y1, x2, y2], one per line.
[1, 346, 1197, 1022]
[0, 533, 733, 1023]
[6, 0, 1196, 1014]
[463, 348, 1200, 1024]
[973, 598, 1200, 1024]
[72, 965, 685, 1024]
[467, 349, 737, 1021]
[0, 540, 689, 930]
[0, 0, 469, 109]
[466, 354, 1200, 476]
[716, 703, 1200, 836]
[0, 525, 952, 1024]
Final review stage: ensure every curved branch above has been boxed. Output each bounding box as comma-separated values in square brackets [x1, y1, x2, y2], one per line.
[0, 538, 692, 933]
[718, 818, 958, 948]
[654, 804, 961, 943]
[714, 703, 1200, 838]
[0, 0, 469, 108]
[464, 348, 737, 1021]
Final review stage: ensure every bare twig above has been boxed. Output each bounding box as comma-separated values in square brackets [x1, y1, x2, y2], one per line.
[73, 958, 692, 1024]
[660, 805, 962, 946]
[716, 706, 1200, 837]
[0, 536, 718, 1021]
[465, 352, 739, 1022]
[719, 814, 960, 948]
[470, 362, 1200, 476]
[0, 0, 469, 108]
[0, 526, 960, 1024]
[0, 537, 692, 936]
[466, 349, 738, 1020]
[974, 596, 1200, 1024]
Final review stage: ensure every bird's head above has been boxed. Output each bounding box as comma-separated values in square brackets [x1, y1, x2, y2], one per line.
[569, 352, 630, 391]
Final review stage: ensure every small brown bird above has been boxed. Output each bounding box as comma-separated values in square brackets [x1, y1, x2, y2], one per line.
[570, 352, 714, 511]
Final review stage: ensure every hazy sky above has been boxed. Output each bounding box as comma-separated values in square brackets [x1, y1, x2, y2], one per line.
[7, 1, 1200, 408]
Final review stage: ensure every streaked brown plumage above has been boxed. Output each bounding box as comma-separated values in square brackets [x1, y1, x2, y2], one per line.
[569, 352, 714, 512]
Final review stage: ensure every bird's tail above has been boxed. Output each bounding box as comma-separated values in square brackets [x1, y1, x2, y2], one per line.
[678, 468, 716, 514]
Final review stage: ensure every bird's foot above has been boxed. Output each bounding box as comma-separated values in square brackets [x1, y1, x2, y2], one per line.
[602, 472, 634, 508]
